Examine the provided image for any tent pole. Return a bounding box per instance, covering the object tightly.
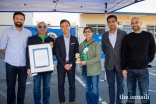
[105,13,107,32]
[105,3,108,32]
[104,12,107,82]
[104,3,107,82]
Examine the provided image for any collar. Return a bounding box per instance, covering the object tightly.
[109,29,118,35]
[63,34,70,39]
[85,38,92,42]
[13,26,24,31]
[83,38,94,44]
[37,34,48,38]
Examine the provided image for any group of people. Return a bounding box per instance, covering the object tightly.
[0,12,155,104]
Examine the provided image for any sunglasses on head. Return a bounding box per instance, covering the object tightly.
[38,26,47,29]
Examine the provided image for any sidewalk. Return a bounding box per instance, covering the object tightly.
[0,59,156,104]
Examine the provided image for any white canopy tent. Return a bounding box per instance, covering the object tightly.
[0,0,145,82]
[116,0,156,14]
[0,0,143,13]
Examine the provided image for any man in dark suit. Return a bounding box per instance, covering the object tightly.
[102,15,127,104]
[55,19,79,104]
[26,22,54,104]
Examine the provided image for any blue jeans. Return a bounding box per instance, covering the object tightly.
[82,66,99,104]
[6,63,27,104]
[106,67,124,104]
[33,73,51,104]
[126,68,150,104]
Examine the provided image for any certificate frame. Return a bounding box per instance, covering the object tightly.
[29,43,54,73]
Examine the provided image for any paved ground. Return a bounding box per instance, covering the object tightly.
[0,59,156,104]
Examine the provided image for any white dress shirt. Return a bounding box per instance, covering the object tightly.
[109,29,117,48]
[63,35,70,61]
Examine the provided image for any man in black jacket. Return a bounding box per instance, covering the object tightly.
[102,15,126,104]
[121,17,156,104]
[26,22,54,104]
[55,19,79,104]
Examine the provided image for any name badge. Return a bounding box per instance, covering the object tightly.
[83,47,89,53]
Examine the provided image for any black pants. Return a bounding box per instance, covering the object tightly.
[106,66,124,104]
[6,63,27,104]
[57,63,76,103]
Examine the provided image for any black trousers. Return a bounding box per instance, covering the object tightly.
[57,63,76,103]
[6,63,27,104]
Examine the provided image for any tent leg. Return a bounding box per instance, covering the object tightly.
[104,71,107,82]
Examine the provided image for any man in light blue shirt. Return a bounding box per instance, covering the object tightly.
[0,12,31,104]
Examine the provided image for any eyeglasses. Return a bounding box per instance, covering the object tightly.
[38,26,47,29]
[84,31,92,34]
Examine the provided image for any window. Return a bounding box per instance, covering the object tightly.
[147,25,156,38]
[87,24,105,34]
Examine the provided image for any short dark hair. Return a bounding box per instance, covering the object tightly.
[60,19,70,26]
[107,15,117,22]
[13,12,25,20]
[83,27,94,33]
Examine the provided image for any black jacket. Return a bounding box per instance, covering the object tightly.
[26,34,55,73]
[55,35,79,68]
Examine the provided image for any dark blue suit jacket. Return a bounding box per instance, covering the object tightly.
[55,35,79,68]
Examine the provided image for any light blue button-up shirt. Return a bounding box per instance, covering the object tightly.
[63,35,70,61]
[0,26,32,66]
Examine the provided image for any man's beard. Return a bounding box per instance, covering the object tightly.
[14,22,23,27]
[132,26,140,31]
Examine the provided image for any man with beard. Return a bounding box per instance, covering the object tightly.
[121,17,156,104]
[0,12,31,104]
[102,15,126,104]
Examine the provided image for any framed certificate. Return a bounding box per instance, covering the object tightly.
[29,43,54,73]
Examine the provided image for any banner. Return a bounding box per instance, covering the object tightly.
[25,27,104,60]
[92,34,105,59]
[25,27,76,37]
[25,27,76,61]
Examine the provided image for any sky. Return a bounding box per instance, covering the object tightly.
[116,0,155,14]
[32,0,155,26]
[33,12,80,26]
